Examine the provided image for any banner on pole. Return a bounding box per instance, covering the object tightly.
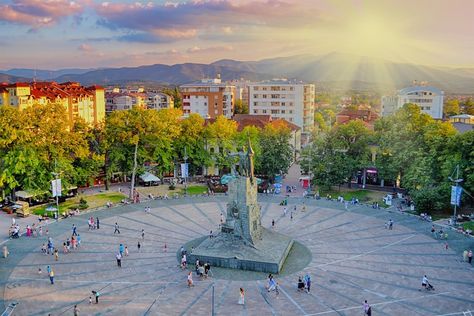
[450,185,462,206]
[51,179,62,197]
[181,163,189,178]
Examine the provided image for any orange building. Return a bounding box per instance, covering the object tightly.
[180,75,235,119]
[0,81,105,125]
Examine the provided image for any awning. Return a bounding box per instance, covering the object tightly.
[15,191,34,199]
[140,172,161,183]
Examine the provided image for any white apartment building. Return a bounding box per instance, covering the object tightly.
[180,75,235,119]
[147,92,174,110]
[248,79,315,143]
[382,85,444,119]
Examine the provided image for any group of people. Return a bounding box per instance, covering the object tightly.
[88,216,99,230]
[297,274,311,293]
[384,219,394,230]
[195,259,211,278]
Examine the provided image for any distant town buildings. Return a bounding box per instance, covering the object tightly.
[180,75,235,118]
[105,88,173,112]
[228,79,250,103]
[336,107,379,129]
[0,81,105,125]
[382,83,444,119]
[248,79,315,143]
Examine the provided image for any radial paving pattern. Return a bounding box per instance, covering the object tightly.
[2,196,474,315]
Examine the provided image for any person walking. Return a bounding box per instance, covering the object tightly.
[137,241,141,252]
[124,246,129,256]
[92,290,100,304]
[119,244,124,256]
[114,223,120,234]
[388,219,393,230]
[116,252,122,267]
[72,224,77,236]
[304,273,311,293]
[141,229,145,240]
[49,267,55,285]
[73,305,80,316]
[238,288,245,305]
[363,300,371,315]
[77,234,81,247]
[54,248,59,261]
[187,271,194,287]
[96,217,100,230]
[463,250,469,262]
[2,246,9,258]
[469,250,473,264]
[272,219,275,228]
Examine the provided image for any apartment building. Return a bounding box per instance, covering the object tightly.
[180,75,235,118]
[105,92,147,112]
[0,81,105,125]
[146,92,174,110]
[382,84,444,119]
[248,79,315,143]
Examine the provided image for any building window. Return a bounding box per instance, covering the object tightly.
[253,110,258,114]
[262,95,267,98]
[271,109,280,114]
[253,94,258,98]
[281,110,285,114]
[254,102,258,106]
[289,110,293,114]
[262,109,267,114]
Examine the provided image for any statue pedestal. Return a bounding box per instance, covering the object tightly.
[188,228,294,273]
[188,175,294,273]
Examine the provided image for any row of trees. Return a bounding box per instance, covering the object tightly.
[443,98,474,116]
[0,105,293,199]
[302,104,474,212]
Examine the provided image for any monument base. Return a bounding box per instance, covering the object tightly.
[188,228,293,274]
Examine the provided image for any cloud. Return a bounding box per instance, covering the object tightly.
[0,0,87,28]
[94,0,321,43]
[78,43,94,52]
[186,45,234,54]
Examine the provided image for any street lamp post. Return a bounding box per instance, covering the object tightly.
[51,171,60,221]
[184,146,188,196]
[449,165,463,226]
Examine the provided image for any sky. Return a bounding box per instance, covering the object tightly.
[0,0,473,69]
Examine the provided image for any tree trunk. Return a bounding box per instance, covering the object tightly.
[380,179,385,187]
[129,141,139,200]
[104,151,110,191]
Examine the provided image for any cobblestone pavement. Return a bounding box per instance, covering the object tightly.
[1,196,473,316]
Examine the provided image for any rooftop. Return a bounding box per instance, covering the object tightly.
[399,85,443,95]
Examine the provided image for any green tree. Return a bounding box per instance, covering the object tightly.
[204,116,238,172]
[463,98,474,115]
[256,121,293,179]
[444,99,460,117]
[234,99,249,114]
[175,114,210,175]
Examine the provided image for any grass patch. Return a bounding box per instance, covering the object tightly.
[182,185,208,195]
[318,187,386,204]
[462,222,474,231]
[32,191,126,216]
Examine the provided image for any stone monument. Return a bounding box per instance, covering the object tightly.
[188,140,294,273]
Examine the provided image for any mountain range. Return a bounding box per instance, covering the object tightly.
[2,53,473,93]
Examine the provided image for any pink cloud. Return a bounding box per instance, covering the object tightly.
[0,0,86,28]
[78,43,94,52]
[95,0,322,42]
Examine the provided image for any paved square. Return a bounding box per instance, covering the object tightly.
[1,196,473,315]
